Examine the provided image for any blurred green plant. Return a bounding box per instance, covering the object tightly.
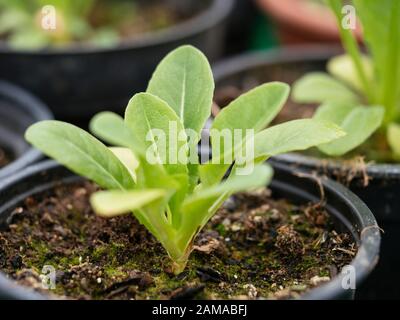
[0,0,174,49]
[0,0,118,48]
[292,0,400,159]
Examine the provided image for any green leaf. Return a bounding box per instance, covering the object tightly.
[25,121,135,190]
[147,45,214,137]
[122,94,185,194]
[200,118,344,189]
[89,111,133,147]
[200,82,289,187]
[133,157,185,229]
[314,104,384,156]
[387,123,400,158]
[212,82,290,134]
[134,154,180,191]
[313,102,357,124]
[125,92,188,176]
[198,162,228,188]
[192,164,273,202]
[353,0,400,120]
[178,164,273,250]
[109,147,139,182]
[167,173,189,227]
[253,119,346,158]
[292,72,360,104]
[91,189,166,217]
[132,152,185,226]
[327,54,374,94]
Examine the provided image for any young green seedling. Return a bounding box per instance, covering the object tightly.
[26,45,345,274]
[292,0,400,159]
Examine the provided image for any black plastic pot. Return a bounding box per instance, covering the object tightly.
[212,46,400,299]
[0,0,233,125]
[0,81,53,181]
[0,160,380,300]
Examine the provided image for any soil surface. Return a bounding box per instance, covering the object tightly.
[0,146,11,168]
[0,181,355,300]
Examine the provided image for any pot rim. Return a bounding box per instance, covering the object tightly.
[212,45,400,177]
[0,81,53,180]
[274,153,400,179]
[0,0,234,56]
[0,160,380,300]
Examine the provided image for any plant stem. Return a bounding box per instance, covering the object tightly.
[328,0,375,103]
[381,0,400,125]
[170,247,191,275]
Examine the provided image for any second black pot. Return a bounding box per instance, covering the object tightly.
[272,154,400,300]
[212,46,400,299]
[0,0,233,125]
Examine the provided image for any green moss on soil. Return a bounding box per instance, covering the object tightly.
[0,182,356,300]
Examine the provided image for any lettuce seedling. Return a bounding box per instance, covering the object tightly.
[292,0,400,158]
[26,45,344,274]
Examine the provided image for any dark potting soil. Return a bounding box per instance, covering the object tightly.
[0,146,12,168]
[0,181,355,300]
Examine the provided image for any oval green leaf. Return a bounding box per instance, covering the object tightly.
[147,45,214,137]
[314,104,384,156]
[25,120,135,190]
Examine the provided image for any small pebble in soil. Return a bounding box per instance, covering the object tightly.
[10,255,23,269]
[275,225,304,257]
[196,267,223,283]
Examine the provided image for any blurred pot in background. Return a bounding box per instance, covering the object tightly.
[0,0,233,125]
[225,0,279,54]
[255,0,362,44]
